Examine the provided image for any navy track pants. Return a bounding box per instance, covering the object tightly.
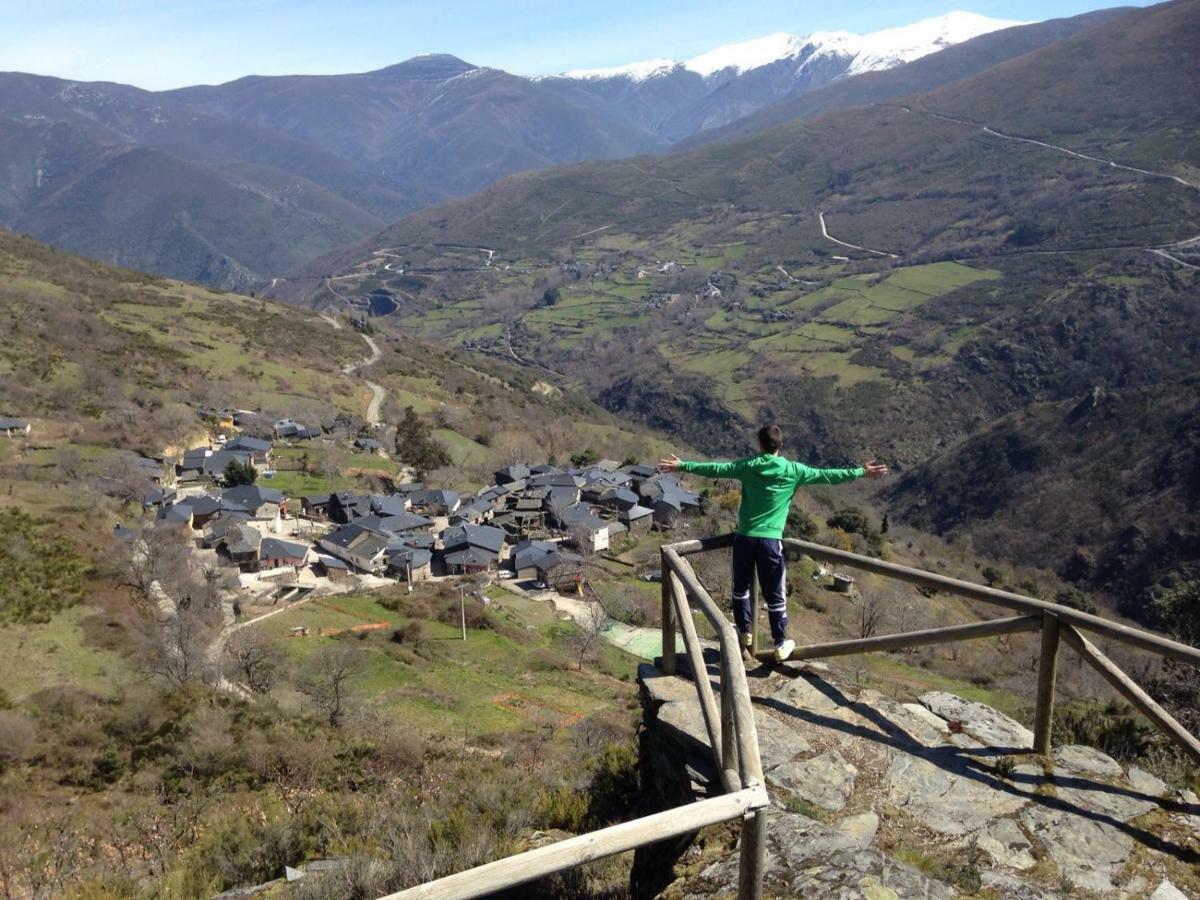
[731,533,789,643]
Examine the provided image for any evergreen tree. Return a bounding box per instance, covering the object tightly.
[223,459,257,486]
[393,407,450,476]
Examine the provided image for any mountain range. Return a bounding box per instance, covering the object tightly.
[0,10,1088,288]
[292,0,1200,621]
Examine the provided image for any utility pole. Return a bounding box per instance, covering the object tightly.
[460,584,467,641]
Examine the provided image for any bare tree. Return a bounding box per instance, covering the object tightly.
[571,601,610,671]
[125,526,191,602]
[142,604,217,688]
[858,594,881,640]
[299,642,367,726]
[99,457,155,508]
[224,630,283,694]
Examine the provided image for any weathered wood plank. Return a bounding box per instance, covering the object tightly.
[382,786,770,900]
[1034,612,1061,755]
[660,553,676,675]
[1061,625,1200,766]
[776,538,1200,666]
[666,568,734,792]
[751,615,1041,665]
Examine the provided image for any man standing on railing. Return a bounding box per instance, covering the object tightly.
[659,425,888,661]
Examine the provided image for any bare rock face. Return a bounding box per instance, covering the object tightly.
[637,661,1200,899]
[767,748,858,811]
[918,691,1034,749]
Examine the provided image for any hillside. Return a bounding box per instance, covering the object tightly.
[288,0,1200,619]
[0,230,678,895]
[0,13,1046,288]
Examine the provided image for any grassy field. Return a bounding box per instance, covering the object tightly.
[0,605,138,702]
[248,590,640,740]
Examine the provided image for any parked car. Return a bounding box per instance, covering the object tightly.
[498,569,516,580]
[532,580,547,590]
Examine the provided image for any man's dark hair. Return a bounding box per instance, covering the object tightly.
[757,424,783,454]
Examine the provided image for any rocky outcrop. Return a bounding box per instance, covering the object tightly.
[637,653,1200,898]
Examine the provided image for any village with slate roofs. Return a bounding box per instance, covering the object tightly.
[123,414,704,605]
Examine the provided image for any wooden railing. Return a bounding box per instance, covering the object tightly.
[383,532,1199,900]
[662,533,1200,764]
[380,541,772,900]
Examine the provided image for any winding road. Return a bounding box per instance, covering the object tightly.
[818,211,900,259]
[323,310,386,425]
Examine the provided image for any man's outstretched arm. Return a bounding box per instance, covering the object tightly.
[658,454,751,478]
[793,459,889,484]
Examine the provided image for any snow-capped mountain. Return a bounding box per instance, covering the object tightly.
[559,11,1025,83]
[541,11,1026,142]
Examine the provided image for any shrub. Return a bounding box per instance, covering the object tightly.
[391,621,425,645]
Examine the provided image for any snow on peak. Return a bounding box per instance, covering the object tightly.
[558,58,679,82]
[554,11,1028,83]
[846,11,1027,74]
[683,32,808,78]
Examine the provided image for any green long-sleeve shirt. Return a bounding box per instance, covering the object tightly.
[678,454,863,539]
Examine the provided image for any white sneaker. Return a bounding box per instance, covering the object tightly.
[774,639,796,663]
[740,631,753,650]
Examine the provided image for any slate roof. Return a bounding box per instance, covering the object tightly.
[260,538,310,561]
[409,489,461,509]
[184,494,222,516]
[316,553,350,571]
[441,523,505,554]
[370,495,411,517]
[158,505,192,525]
[226,435,272,453]
[559,504,608,532]
[202,512,252,543]
[390,531,436,550]
[529,472,583,489]
[512,539,559,571]
[495,463,530,483]
[354,512,433,534]
[221,484,284,512]
[621,463,658,480]
[201,449,253,476]
[443,546,497,568]
[536,548,584,574]
[0,417,29,430]
[620,504,653,522]
[387,546,432,569]
[224,524,262,556]
[598,488,640,509]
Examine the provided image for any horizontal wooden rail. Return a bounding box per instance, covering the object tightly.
[762,538,1200,667]
[381,786,770,900]
[1061,625,1200,765]
[751,614,1042,665]
[662,533,1200,772]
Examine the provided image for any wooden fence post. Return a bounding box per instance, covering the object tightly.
[738,806,768,900]
[1034,612,1060,755]
[661,550,676,675]
[720,650,739,784]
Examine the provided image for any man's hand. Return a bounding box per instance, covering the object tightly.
[658,454,682,473]
[864,460,889,479]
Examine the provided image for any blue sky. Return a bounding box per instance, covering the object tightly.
[1,0,1149,90]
